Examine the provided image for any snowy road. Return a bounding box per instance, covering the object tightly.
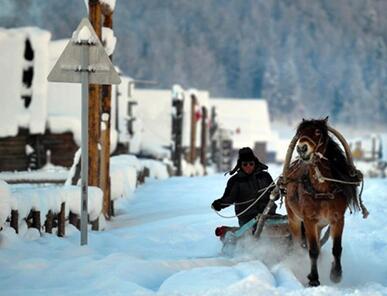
[0,167,386,295]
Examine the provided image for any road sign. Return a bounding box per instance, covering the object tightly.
[48,18,121,85]
[47,18,121,246]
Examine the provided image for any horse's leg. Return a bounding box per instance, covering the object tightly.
[286,207,303,247]
[304,219,320,287]
[301,222,307,248]
[330,217,344,283]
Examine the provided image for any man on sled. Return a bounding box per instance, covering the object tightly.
[211,147,277,228]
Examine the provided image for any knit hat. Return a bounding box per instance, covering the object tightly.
[227,147,268,175]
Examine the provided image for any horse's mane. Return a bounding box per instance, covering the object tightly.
[297,119,360,212]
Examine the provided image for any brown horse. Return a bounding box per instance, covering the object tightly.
[282,118,367,287]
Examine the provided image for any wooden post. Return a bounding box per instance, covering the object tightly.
[200,106,208,174]
[100,9,113,219]
[110,200,115,217]
[69,211,80,230]
[91,216,99,231]
[88,0,102,187]
[209,106,218,166]
[190,95,198,164]
[172,95,184,176]
[31,210,41,231]
[57,202,65,237]
[45,210,53,233]
[10,210,18,233]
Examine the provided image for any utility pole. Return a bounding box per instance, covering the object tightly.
[200,106,208,174]
[100,5,113,219]
[88,0,102,187]
[189,94,198,164]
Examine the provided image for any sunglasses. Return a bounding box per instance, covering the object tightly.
[241,161,255,167]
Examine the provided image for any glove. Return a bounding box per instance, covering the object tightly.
[211,199,223,211]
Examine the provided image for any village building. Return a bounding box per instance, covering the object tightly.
[0,28,131,171]
[209,98,279,165]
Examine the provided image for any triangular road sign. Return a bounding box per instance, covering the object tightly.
[48,18,121,85]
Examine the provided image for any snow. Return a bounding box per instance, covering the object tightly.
[18,28,50,134]
[132,89,173,158]
[0,164,385,295]
[0,27,50,137]
[10,185,102,223]
[65,148,82,186]
[100,0,116,11]
[0,29,24,137]
[210,98,273,149]
[0,166,69,183]
[101,27,116,56]
[172,84,184,100]
[115,75,132,145]
[0,180,11,228]
[110,155,169,200]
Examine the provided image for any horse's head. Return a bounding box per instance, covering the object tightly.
[296,118,329,162]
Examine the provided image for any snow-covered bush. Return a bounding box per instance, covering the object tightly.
[0,180,11,228]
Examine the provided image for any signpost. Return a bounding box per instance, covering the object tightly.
[48,18,121,245]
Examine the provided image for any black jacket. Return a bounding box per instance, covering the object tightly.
[217,169,275,225]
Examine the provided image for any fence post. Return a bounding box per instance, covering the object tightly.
[57,202,65,237]
[189,95,198,165]
[10,210,19,233]
[200,106,208,174]
[209,106,218,168]
[172,93,184,176]
[45,210,53,233]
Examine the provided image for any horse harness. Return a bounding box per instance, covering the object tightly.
[284,173,341,200]
[282,156,343,201]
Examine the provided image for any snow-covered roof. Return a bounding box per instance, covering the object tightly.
[0,27,50,137]
[210,98,272,149]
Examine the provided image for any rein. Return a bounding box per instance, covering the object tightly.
[213,178,277,219]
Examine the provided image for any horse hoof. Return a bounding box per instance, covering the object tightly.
[330,267,342,283]
[308,279,320,287]
[307,274,320,287]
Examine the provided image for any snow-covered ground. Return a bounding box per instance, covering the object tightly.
[0,164,386,296]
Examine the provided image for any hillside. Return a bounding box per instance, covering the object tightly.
[1,0,386,126]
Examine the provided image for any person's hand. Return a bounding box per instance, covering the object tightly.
[211,199,222,211]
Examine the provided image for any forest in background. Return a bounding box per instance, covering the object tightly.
[1,0,386,126]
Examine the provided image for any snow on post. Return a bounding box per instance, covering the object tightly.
[172,84,184,101]
[100,0,116,12]
[82,0,117,13]
[102,27,116,56]
[77,26,91,42]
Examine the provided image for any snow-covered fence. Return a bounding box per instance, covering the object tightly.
[0,152,170,239]
[8,185,102,236]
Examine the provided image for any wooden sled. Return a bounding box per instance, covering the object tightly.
[215,214,291,253]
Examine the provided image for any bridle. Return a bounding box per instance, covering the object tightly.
[298,130,328,162]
